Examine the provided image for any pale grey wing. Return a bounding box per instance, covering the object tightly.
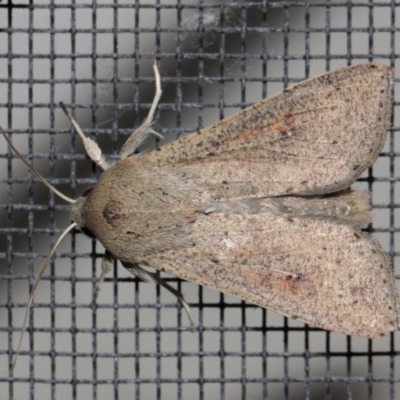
[142,212,400,338]
[141,64,392,202]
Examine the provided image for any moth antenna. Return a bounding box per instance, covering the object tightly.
[11,222,78,371]
[0,126,76,204]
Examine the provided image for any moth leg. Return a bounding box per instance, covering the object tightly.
[60,102,111,171]
[121,261,150,282]
[94,252,114,300]
[119,59,164,160]
[122,262,196,332]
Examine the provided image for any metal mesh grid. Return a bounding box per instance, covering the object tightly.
[0,0,399,399]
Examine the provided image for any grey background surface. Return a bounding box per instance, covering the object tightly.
[0,1,399,399]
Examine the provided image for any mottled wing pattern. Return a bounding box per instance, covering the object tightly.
[113,63,399,337]
[142,64,392,202]
[143,212,400,338]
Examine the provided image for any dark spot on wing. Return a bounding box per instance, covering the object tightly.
[103,201,123,226]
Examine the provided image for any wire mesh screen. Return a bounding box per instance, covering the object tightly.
[0,0,399,399]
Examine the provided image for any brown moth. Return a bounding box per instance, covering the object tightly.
[2,62,400,369]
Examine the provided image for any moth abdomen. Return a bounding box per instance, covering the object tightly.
[197,189,371,228]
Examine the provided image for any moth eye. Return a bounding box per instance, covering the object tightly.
[82,187,94,197]
[81,226,96,239]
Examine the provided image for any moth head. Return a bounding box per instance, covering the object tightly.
[69,196,84,225]
[69,187,93,231]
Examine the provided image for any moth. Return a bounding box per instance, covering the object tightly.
[3,62,400,369]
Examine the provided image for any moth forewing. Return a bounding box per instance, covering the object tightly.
[142,211,399,338]
[141,63,392,202]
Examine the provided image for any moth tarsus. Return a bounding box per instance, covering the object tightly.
[3,61,400,370]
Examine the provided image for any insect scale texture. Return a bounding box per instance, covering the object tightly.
[4,62,400,345]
